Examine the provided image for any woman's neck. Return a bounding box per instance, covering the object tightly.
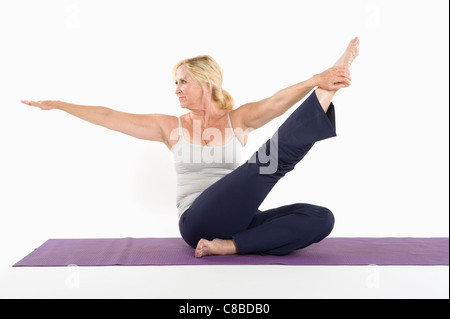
[188,103,224,128]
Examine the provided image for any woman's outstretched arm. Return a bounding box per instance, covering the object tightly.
[231,65,351,132]
[20,100,176,146]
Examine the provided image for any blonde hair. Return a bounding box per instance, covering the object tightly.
[173,55,234,111]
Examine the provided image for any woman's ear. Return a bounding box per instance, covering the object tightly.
[204,82,213,94]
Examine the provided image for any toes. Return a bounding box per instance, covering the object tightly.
[195,239,209,258]
[351,37,360,46]
[195,246,203,258]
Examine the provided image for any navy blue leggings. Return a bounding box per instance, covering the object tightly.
[178,90,337,256]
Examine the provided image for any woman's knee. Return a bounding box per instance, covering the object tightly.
[319,206,335,236]
[296,203,335,236]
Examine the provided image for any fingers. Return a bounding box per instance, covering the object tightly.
[21,100,51,111]
[326,66,352,84]
[340,76,352,86]
[332,83,350,90]
[334,68,352,87]
[336,75,352,86]
[326,76,351,91]
[331,79,352,90]
[21,100,39,106]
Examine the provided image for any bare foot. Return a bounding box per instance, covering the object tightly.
[195,238,238,258]
[334,37,360,68]
[315,37,360,112]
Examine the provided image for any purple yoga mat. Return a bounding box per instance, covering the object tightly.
[13,237,449,267]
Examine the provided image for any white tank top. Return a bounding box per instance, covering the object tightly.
[172,112,243,218]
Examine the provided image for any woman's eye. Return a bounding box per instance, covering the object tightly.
[175,80,187,85]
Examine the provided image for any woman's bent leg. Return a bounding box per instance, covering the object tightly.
[232,203,335,256]
[179,90,337,248]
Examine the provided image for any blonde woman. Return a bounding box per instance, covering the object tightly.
[21,38,359,257]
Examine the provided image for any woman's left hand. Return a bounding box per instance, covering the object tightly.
[313,66,352,91]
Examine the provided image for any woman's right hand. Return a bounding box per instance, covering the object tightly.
[313,66,352,91]
[20,100,61,111]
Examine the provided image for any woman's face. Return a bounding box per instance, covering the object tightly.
[174,65,205,110]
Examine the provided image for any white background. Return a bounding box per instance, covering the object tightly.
[0,0,448,298]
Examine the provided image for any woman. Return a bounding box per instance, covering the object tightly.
[21,37,359,257]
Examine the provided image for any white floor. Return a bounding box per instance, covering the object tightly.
[1,263,448,299]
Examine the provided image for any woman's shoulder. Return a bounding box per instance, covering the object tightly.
[151,113,179,129]
[228,107,245,129]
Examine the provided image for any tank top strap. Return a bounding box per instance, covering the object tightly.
[177,117,183,140]
[227,112,235,136]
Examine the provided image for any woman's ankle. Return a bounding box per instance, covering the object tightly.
[315,88,336,113]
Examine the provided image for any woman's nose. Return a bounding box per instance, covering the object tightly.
[175,85,182,95]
